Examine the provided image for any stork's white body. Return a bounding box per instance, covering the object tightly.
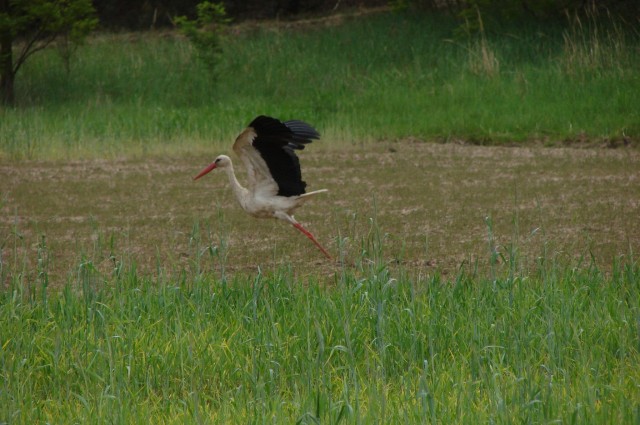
[219,156,328,221]
[194,116,332,259]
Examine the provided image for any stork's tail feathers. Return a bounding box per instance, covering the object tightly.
[298,189,328,199]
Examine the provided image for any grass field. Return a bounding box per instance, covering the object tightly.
[2,142,639,423]
[1,256,639,423]
[1,8,640,424]
[0,9,639,159]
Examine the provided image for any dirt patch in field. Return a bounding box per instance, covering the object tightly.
[1,142,639,287]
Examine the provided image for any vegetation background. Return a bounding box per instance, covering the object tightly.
[2,0,639,158]
[1,0,639,423]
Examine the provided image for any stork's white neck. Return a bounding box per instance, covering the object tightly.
[223,161,249,206]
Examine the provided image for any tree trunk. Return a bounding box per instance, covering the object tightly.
[0,0,15,106]
[0,66,15,107]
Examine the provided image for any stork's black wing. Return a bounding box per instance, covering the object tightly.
[248,115,320,197]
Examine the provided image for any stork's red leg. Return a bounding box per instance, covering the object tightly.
[292,223,333,260]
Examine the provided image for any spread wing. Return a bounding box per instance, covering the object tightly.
[232,115,321,197]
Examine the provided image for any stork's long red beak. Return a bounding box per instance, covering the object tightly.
[193,162,217,180]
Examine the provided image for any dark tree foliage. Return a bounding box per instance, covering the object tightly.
[93,0,199,29]
[398,0,639,19]
[92,0,388,29]
[91,0,637,30]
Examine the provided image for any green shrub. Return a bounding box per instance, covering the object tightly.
[175,1,230,76]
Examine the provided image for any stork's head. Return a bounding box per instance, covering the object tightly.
[193,155,231,180]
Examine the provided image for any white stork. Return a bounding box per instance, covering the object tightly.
[194,115,332,259]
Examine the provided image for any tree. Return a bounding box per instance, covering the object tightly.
[0,0,97,106]
[175,1,229,76]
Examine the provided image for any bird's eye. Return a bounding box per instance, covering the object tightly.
[215,158,220,164]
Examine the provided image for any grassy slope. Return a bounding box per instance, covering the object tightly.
[0,11,639,159]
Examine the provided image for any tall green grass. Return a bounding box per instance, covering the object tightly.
[1,11,638,159]
[1,219,639,423]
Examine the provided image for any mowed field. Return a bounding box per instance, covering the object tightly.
[2,141,638,283]
[2,141,640,423]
